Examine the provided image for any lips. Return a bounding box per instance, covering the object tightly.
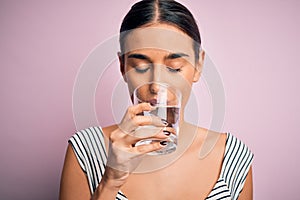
[148,99,157,106]
[148,98,175,106]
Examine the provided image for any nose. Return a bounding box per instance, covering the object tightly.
[150,65,163,93]
[152,64,162,82]
[150,82,160,94]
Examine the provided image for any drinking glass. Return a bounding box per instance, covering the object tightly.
[133,82,181,155]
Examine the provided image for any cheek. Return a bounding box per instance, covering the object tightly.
[124,68,151,93]
[175,68,195,90]
[184,64,197,81]
[179,84,192,107]
[176,68,196,107]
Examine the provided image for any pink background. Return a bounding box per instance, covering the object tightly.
[1,0,299,199]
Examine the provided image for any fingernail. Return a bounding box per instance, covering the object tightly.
[161,119,168,126]
[160,141,168,146]
[163,130,171,136]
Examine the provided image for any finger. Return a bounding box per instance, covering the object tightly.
[127,129,170,144]
[133,141,164,154]
[162,126,177,136]
[121,115,167,138]
[132,115,167,127]
[127,102,154,116]
[117,115,166,138]
[120,103,162,135]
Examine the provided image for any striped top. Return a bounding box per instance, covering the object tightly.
[69,126,253,200]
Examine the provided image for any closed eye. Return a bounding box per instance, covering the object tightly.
[134,66,151,73]
[167,66,182,73]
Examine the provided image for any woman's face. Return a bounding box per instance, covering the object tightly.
[119,23,205,110]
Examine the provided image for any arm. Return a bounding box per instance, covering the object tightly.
[59,144,91,199]
[59,144,120,200]
[60,103,168,200]
[238,165,253,200]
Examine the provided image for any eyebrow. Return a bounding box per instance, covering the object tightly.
[166,53,189,59]
[127,52,189,62]
[127,53,151,62]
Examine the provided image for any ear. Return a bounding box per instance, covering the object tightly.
[193,49,205,82]
[118,52,127,83]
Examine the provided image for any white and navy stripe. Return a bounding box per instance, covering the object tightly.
[206,133,254,200]
[206,179,231,199]
[69,127,253,200]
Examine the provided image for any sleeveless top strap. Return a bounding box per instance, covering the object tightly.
[69,127,107,193]
[69,126,128,200]
[220,133,254,199]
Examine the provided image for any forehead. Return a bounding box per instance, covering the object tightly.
[123,26,195,57]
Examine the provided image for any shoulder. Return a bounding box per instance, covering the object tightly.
[68,125,119,160]
[223,132,254,173]
[68,126,108,171]
[224,132,254,160]
[221,133,254,198]
[68,126,106,152]
[69,126,104,141]
[66,126,114,194]
[219,132,254,171]
[195,127,254,167]
[69,125,118,148]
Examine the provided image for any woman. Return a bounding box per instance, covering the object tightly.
[59,0,253,199]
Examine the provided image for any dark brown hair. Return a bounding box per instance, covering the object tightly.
[119,0,201,61]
